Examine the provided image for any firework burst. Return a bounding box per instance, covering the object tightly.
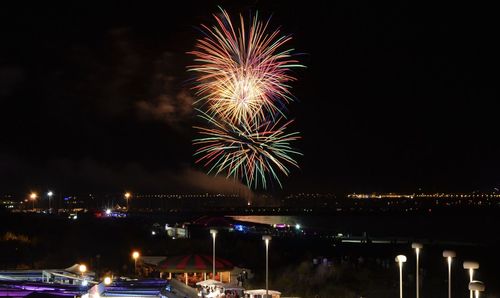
[194,110,302,189]
[190,8,303,189]
[188,8,303,125]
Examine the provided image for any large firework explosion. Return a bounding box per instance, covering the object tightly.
[190,8,303,189]
[194,110,302,189]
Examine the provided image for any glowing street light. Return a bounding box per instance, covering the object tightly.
[29,192,37,210]
[47,191,53,212]
[263,235,272,298]
[79,264,87,284]
[469,281,485,298]
[132,251,140,275]
[443,250,456,298]
[411,243,423,298]
[395,255,407,298]
[464,261,480,298]
[124,192,131,210]
[210,229,218,280]
[79,264,87,274]
[103,276,112,285]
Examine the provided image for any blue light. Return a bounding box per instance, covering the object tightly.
[233,224,246,232]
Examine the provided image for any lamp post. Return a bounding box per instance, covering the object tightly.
[443,250,456,298]
[132,251,140,275]
[463,261,479,298]
[124,192,131,211]
[79,264,87,284]
[411,243,423,298]
[469,281,485,298]
[47,191,53,212]
[210,229,218,280]
[395,255,407,298]
[29,192,37,211]
[263,235,272,298]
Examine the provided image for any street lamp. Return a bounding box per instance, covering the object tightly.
[79,264,87,283]
[29,192,37,211]
[104,276,112,285]
[210,229,218,280]
[47,191,53,212]
[132,251,140,275]
[395,255,407,298]
[411,243,423,298]
[443,250,456,298]
[263,235,272,298]
[464,261,480,298]
[124,192,131,211]
[79,264,87,273]
[469,281,485,298]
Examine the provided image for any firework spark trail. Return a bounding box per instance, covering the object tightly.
[188,8,304,126]
[193,110,302,189]
[190,8,303,189]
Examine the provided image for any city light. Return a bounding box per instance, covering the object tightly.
[29,192,37,210]
[105,209,111,215]
[210,229,218,280]
[132,251,140,260]
[79,264,87,274]
[124,192,131,210]
[395,255,407,298]
[79,264,87,283]
[47,191,54,212]
[263,235,272,298]
[469,281,485,298]
[412,243,423,298]
[103,276,112,285]
[443,250,456,298]
[132,251,140,275]
[464,261,480,298]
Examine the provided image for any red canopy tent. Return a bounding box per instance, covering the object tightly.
[157,254,234,285]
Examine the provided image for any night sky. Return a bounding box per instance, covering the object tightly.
[1,1,499,195]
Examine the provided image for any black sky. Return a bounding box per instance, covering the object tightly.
[1,1,499,195]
